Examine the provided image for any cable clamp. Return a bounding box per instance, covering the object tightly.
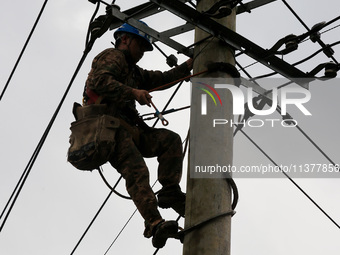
[308,62,339,78]
[203,0,245,18]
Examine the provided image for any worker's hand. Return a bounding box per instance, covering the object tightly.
[132,89,152,107]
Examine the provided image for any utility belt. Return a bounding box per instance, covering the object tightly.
[83,87,150,144]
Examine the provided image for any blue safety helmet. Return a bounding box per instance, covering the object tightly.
[114,21,153,51]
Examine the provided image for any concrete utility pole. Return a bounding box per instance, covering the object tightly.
[183,0,236,254]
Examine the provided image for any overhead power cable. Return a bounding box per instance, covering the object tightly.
[0,1,101,233]
[103,180,159,255]
[0,0,49,102]
[236,14,340,79]
[293,40,340,67]
[70,176,122,255]
[235,61,338,167]
[246,40,340,81]
[275,106,337,166]
[238,128,340,230]
[234,61,339,228]
[281,0,338,64]
[0,51,90,233]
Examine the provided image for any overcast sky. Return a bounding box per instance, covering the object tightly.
[0,0,339,255]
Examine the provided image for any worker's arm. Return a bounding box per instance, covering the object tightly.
[139,58,193,92]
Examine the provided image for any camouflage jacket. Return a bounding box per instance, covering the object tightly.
[85,48,191,124]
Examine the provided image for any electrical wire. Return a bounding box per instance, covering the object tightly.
[233,61,339,228]
[235,59,338,168]
[70,178,119,255]
[275,106,337,166]
[103,179,159,255]
[281,0,309,31]
[0,0,49,102]
[0,51,89,233]
[237,14,340,80]
[293,40,340,67]
[238,128,340,230]
[86,1,101,48]
[0,2,101,233]
[323,15,340,29]
[78,2,338,254]
[247,40,340,81]
[2,0,338,252]
[321,24,340,37]
[75,4,338,253]
[281,0,338,64]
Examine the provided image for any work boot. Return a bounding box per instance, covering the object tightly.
[157,185,186,217]
[152,220,179,248]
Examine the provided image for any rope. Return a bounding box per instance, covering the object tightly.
[148,69,209,93]
[98,167,132,200]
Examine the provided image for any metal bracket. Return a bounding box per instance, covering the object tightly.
[150,0,313,88]
[109,5,193,57]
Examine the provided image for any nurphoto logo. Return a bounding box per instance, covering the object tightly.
[198,83,311,116]
[196,80,312,128]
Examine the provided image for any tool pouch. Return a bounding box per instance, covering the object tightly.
[67,102,120,171]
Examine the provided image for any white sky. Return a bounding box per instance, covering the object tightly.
[0,0,339,254]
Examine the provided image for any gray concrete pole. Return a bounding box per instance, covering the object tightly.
[183,0,236,254]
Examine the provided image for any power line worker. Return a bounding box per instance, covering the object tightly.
[83,21,193,248]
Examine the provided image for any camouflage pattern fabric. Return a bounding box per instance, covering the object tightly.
[86,48,191,124]
[85,48,191,237]
[109,127,183,237]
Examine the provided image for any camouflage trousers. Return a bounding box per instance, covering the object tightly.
[109,125,183,238]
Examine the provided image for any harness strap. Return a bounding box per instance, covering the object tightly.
[83,87,103,105]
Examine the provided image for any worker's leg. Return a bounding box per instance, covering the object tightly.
[138,128,183,186]
[109,128,163,238]
[138,128,186,216]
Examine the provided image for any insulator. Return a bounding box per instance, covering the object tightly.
[324,62,338,78]
[284,34,298,52]
[166,54,178,67]
[310,22,325,43]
